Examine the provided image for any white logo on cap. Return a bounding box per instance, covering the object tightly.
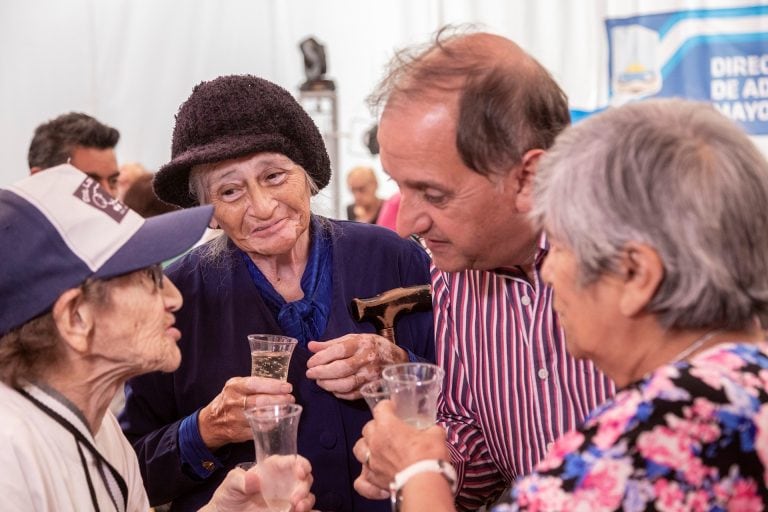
[73,177,129,222]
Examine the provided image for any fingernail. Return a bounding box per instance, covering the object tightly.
[281,383,292,393]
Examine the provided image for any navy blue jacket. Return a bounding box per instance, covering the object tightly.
[120,219,435,511]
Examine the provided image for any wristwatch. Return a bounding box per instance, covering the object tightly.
[389,459,458,512]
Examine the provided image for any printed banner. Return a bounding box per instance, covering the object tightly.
[604,5,768,135]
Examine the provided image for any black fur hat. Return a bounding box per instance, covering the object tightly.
[154,75,331,208]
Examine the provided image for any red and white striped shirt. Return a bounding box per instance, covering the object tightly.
[433,236,615,510]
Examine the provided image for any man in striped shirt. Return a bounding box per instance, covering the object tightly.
[364,29,615,509]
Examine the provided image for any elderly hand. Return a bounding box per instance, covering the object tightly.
[201,456,315,512]
[198,376,295,450]
[352,400,450,497]
[305,334,409,399]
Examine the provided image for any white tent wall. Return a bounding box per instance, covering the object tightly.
[0,0,605,216]
[1,0,763,217]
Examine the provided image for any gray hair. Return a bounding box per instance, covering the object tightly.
[532,98,768,330]
[0,277,112,386]
[188,161,319,264]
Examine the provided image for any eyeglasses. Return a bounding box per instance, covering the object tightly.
[143,264,165,291]
[79,264,165,297]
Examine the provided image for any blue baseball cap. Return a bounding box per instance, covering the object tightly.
[0,164,213,336]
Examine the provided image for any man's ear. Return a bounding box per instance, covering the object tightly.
[30,166,43,175]
[617,243,664,318]
[513,149,544,213]
[51,288,94,354]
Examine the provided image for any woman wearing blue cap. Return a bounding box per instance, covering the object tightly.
[0,165,315,511]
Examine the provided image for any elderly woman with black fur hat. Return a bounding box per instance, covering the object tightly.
[119,75,434,512]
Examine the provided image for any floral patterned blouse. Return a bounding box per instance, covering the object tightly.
[494,342,768,511]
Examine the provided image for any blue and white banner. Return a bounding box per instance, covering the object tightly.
[603,5,768,135]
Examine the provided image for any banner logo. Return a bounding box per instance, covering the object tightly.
[606,6,768,134]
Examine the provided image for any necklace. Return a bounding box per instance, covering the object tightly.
[671,329,723,364]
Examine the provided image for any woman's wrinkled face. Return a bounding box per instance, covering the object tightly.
[540,234,623,363]
[203,153,312,257]
[91,266,183,375]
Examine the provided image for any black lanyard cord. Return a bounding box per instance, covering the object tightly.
[95,453,123,511]
[16,388,128,512]
[76,440,101,511]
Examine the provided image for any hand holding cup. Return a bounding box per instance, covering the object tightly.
[243,404,303,512]
[381,362,444,429]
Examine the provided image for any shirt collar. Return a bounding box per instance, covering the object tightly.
[22,382,95,441]
[492,232,549,279]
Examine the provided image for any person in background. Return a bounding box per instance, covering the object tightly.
[117,162,150,201]
[28,112,121,196]
[354,28,614,510]
[0,164,315,512]
[346,165,383,223]
[357,99,768,510]
[120,74,434,512]
[123,172,180,218]
[375,191,400,232]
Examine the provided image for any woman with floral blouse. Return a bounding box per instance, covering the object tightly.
[353,99,768,511]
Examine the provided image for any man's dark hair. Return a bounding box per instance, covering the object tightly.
[27,112,120,170]
[370,26,571,178]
